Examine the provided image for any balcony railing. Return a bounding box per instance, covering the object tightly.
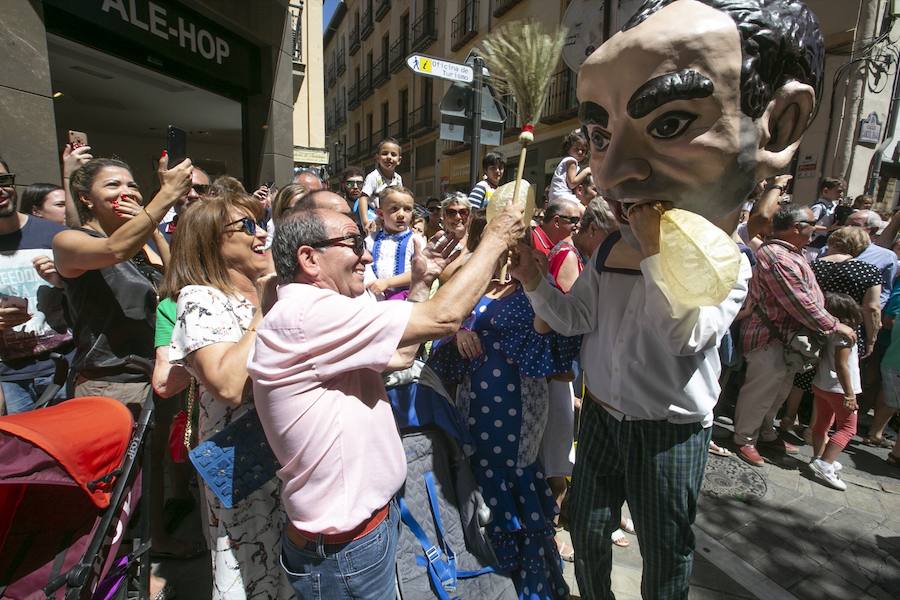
[388,118,408,142]
[325,110,334,133]
[410,7,438,53]
[451,0,479,51]
[336,47,346,75]
[408,104,434,136]
[349,23,360,55]
[540,69,578,124]
[389,35,408,73]
[345,142,359,162]
[499,91,521,132]
[326,63,336,87]
[376,0,391,21]
[348,82,360,109]
[361,8,374,40]
[492,0,524,17]
[360,70,373,96]
[373,55,390,87]
[335,99,346,126]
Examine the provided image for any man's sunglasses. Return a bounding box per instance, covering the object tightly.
[444,208,470,219]
[0,173,15,188]
[310,233,366,257]
[224,216,266,236]
[192,183,210,194]
[427,205,441,213]
[344,180,364,189]
[558,215,581,225]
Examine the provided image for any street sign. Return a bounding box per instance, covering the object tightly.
[439,82,507,146]
[858,112,883,145]
[406,54,474,83]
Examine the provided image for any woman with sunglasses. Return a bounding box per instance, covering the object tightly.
[164,177,290,599]
[436,192,473,283]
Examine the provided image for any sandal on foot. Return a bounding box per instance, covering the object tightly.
[611,529,630,548]
[151,581,176,600]
[863,436,894,448]
[620,518,635,535]
[708,442,733,457]
[556,539,575,562]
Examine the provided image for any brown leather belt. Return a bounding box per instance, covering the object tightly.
[287,503,391,549]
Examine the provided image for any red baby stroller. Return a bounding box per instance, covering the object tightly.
[0,388,154,599]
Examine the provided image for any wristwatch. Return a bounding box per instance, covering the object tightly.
[766,183,786,193]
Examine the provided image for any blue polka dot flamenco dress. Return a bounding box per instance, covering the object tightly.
[428,286,581,600]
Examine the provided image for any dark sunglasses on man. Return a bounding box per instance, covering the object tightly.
[557,215,581,226]
[0,173,15,188]
[224,216,266,236]
[310,233,366,257]
[192,183,210,195]
[344,180,364,189]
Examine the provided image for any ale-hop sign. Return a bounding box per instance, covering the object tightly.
[43,0,259,92]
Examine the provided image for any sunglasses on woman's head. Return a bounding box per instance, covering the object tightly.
[309,233,366,257]
[224,216,266,236]
[0,173,15,188]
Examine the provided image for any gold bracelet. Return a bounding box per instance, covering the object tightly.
[141,208,157,228]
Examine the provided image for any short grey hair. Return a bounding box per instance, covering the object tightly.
[273,208,329,283]
[441,192,470,210]
[772,205,811,231]
[582,197,617,232]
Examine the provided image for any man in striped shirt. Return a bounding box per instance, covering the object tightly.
[734,206,857,466]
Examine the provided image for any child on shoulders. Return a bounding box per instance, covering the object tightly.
[359,137,403,231]
[549,129,591,205]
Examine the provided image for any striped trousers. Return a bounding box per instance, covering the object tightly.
[570,400,711,600]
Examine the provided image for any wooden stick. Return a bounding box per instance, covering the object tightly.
[499,143,530,282]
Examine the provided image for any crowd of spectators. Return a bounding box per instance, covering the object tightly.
[2,130,899,600]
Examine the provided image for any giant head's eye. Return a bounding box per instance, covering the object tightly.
[647,111,697,139]
[584,125,610,152]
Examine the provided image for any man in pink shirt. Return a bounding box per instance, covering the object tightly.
[248,204,524,599]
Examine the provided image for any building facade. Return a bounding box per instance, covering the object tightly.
[1,0,313,194]
[292,1,329,172]
[324,0,900,211]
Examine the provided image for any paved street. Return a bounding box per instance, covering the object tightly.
[158,419,900,600]
[559,415,900,600]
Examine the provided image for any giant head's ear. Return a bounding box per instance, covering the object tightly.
[755,80,816,177]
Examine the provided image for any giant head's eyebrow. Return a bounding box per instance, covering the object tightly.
[578,101,609,129]
[627,69,714,119]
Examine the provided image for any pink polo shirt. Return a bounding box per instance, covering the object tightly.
[247,283,411,534]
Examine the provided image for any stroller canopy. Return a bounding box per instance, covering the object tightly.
[0,396,133,509]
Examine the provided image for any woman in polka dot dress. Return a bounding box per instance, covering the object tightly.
[428,271,581,600]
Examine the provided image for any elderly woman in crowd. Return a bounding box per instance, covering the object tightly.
[437,192,473,283]
[165,179,289,599]
[780,226,882,437]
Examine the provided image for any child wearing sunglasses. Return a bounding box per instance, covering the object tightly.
[366,186,421,301]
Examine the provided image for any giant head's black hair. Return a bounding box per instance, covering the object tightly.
[623,0,825,119]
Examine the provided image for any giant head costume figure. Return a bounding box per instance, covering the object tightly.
[578,0,824,241]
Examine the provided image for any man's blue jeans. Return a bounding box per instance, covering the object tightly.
[2,375,66,414]
[280,502,399,600]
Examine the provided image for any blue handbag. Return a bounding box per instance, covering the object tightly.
[188,407,280,509]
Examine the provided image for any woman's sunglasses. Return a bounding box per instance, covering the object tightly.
[224,216,266,236]
[310,233,366,257]
[444,208,470,219]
